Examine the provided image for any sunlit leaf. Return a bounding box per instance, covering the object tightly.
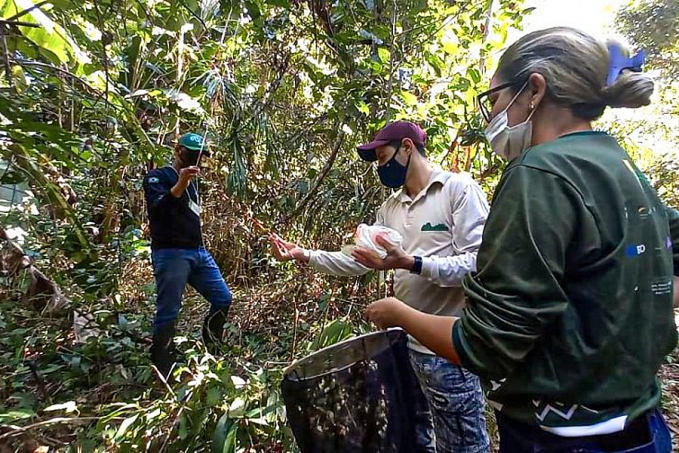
[44,401,78,413]
[113,414,138,442]
[401,91,418,106]
[228,397,246,417]
[377,47,390,63]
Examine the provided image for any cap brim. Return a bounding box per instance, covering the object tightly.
[356,139,390,162]
[185,146,210,157]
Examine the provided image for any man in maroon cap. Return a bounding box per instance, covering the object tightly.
[270,121,491,452]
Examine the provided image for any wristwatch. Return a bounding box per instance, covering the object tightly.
[411,256,423,275]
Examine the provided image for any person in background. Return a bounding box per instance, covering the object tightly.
[143,133,233,378]
[365,27,679,453]
[271,121,491,453]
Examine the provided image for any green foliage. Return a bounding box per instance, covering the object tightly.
[611,0,679,209]
[0,272,381,450]
[0,0,676,449]
[617,0,679,76]
[645,152,679,208]
[0,0,535,450]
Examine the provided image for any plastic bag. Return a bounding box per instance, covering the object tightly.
[341,224,403,259]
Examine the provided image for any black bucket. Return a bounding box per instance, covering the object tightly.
[281,328,420,453]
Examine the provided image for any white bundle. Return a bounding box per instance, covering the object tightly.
[341,224,403,259]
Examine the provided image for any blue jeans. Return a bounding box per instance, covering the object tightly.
[409,349,490,453]
[151,247,232,331]
[497,409,672,453]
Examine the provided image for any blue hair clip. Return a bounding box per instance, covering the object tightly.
[607,43,645,86]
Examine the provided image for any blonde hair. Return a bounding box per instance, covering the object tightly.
[496,27,654,120]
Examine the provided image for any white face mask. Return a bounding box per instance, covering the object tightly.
[484,83,536,161]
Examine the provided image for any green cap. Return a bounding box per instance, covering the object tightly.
[178,133,206,152]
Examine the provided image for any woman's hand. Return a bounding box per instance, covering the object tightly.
[365,297,410,330]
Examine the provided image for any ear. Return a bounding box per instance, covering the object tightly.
[401,138,415,156]
[527,73,547,109]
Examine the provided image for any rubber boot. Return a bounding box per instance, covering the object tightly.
[150,323,177,380]
[202,307,230,355]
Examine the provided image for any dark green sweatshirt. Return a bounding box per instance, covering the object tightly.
[453,131,679,436]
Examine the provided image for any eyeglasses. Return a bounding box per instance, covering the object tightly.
[476,80,524,123]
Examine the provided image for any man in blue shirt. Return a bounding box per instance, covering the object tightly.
[143,133,232,378]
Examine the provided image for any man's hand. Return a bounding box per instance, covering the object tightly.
[351,234,414,271]
[365,297,410,330]
[673,276,679,309]
[269,233,309,263]
[171,166,200,198]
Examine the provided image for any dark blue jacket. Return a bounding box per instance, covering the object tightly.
[143,166,202,250]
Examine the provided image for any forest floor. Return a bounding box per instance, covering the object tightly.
[1,255,678,451]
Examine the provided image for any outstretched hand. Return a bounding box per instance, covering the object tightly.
[351,234,414,271]
[269,232,308,263]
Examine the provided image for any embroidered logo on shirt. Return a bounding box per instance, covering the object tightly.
[421,222,448,232]
[625,244,646,257]
[148,176,160,183]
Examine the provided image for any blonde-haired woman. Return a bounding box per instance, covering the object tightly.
[365,27,679,452]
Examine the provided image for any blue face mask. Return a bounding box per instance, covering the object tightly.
[377,145,411,188]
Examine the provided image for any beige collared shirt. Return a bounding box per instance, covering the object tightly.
[308,168,490,353]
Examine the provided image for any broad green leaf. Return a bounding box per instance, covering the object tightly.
[213,416,238,453]
[244,0,262,21]
[0,408,34,422]
[212,413,229,452]
[467,68,481,84]
[145,408,161,421]
[246,399,281,420]
[355,100,370,115]
[224,422,238,453]
[442,40,459,55]
[401,91,418,106]
[248,416,269,426]
[377,47,390,63]
[113,414,138,443]
[425,51,445,77]
[228,397,246,417]
[312,319,353,350]
[178,413,188,439]
[207,386,223,406]
[6,0,89,65]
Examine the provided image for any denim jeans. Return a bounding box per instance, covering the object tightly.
[409,349,490,453]
[151,247,232,331]
[497,409,672,453]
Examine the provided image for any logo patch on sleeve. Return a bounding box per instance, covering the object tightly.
[148,176,160,183]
